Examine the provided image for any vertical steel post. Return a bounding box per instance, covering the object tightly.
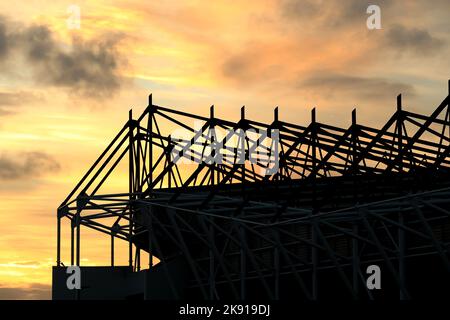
[241,106,246,186]
[71,221,74,266]
[76,213,80,267]
[57,215,61,267]
[137,124,141,195]
[128,109,134,269]
[210,105,215,186]
[311,108,318,299]
[397,94,407,299]
[148,94,153,188]
[209,106,215,300]
[147,96,153,273]
[352,109,358,202]
[397,94,403,172]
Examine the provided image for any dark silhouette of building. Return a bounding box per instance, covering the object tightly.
[53,81,450,300]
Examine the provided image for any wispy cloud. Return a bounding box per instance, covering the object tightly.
[300,74,415,101]
[0,151,60,180]
[384,24,445,55]
[0,91,42,116]
[0,283,50,300]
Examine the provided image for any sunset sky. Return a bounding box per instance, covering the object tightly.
[0,0,449,299]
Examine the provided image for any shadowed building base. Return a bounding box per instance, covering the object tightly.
[52,258,188,300]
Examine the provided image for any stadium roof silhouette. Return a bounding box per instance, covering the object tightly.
[55,81,450,300]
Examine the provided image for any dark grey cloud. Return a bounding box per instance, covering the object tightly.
[281,0,392,28]
[335,1,393,28]
[0,283,50,300]
[0,15,125,98]
[300,74,415,101]
[385,24,445,55]
[280,1,446,55]
[0,151,60,180]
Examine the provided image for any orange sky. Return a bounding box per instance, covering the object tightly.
[0,0,449,299]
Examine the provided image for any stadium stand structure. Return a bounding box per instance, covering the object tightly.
[53,81,450,300]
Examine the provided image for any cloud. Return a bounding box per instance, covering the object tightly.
[281,0,321,20]
[222,53,258,82]
[281,0,392,29]
[300,74,415,101]
[0,152,60,180]
[0,283,50,299]
[219,41,295,85]
[0,15,126,98]
[0,17,8,58]
[5,261,41,267]
[384,24,445,55]
[0,107,13,116]
[0,91,42,116]
[0,91,37,106]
